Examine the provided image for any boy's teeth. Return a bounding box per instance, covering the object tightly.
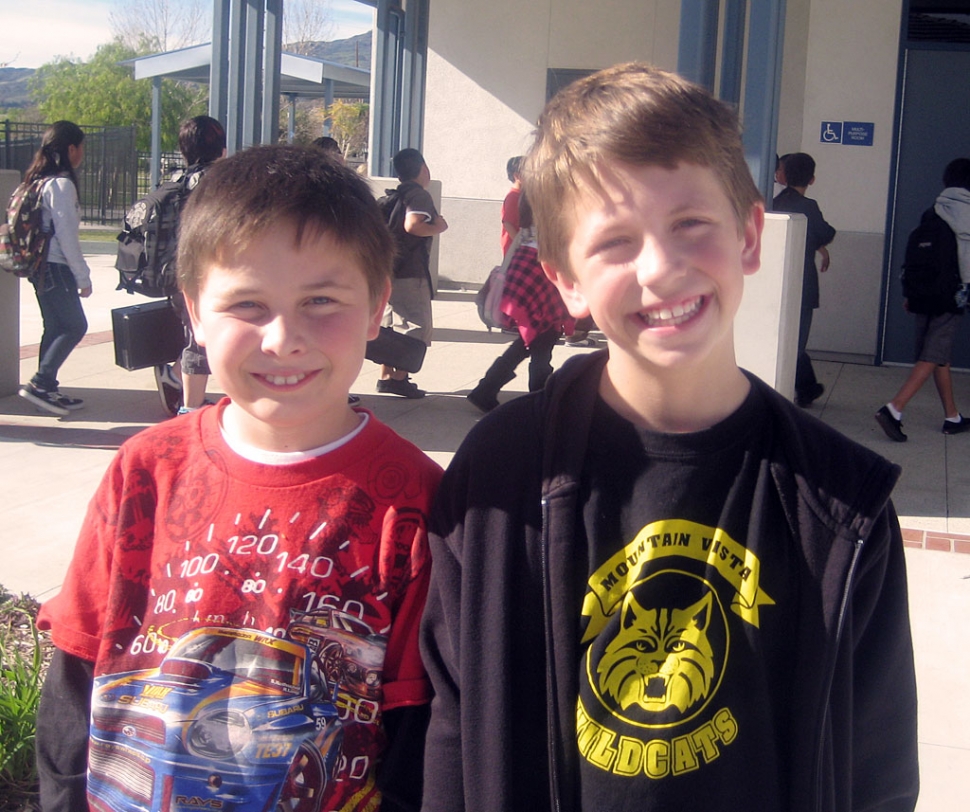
[266,373,306,385]
[644,297,701,326]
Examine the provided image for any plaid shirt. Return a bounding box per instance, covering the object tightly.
[499,240,575,347]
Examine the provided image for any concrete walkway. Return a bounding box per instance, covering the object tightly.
[2,254,968,809]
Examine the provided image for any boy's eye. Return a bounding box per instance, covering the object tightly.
[674,217,709,232]
[677,217,701,228]
[593,236,634,257]
[309,295,335,306]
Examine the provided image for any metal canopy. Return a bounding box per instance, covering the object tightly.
[125,44,370,99]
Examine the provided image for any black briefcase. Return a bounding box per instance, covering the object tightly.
[365,327,427,373]
[111,299,186,371]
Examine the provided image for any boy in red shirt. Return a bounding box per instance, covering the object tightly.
[37,145,441,812]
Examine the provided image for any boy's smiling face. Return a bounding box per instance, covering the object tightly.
[186,224,388,452]
[544,161,763,409]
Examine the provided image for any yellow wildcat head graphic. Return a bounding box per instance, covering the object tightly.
[597,590,716,716]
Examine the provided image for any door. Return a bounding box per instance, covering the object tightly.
[881,48,970,367]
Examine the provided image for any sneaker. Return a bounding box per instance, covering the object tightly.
[875,405,907,442]
[376,377,425,399]
[564,337,597,348]
[942,415,970,435]
[18,383,69,416]
[154,364,183,417]
[795,382,825,408]
[50,391,84,411]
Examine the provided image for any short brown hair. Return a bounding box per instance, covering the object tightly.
[177,144,393,302]
[523,63,762,276]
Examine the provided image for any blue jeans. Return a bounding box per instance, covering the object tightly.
[30,262,87,391]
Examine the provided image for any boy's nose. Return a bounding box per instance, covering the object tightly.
[635,237,675,286]
[261,315,306,355]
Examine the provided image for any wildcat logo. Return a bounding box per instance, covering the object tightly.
[581,519,774,643]
[598,591,715,715]
[586,571,728,729]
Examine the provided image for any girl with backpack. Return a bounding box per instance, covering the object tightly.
[18,120,92,416]
[467,193,575,411]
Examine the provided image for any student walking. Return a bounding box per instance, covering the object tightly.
[378,148,448,398]
[18,121,91,417]
[467,193,574,411]
[875,157,970,441]
[772,152,836,407]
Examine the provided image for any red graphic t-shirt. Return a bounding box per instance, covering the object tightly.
[39,403,442,812]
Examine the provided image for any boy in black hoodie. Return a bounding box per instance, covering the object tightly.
[421,63,918,812]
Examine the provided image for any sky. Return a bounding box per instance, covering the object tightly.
[1,0,375,70]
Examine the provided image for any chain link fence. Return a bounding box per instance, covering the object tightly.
[1,121,138,226]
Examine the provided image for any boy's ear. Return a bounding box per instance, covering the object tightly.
[368,278,392,341]
[542,261,592,319]
[741,203,765,277]
[183,293,206,347]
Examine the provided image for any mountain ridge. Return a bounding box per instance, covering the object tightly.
[0,32,372,110]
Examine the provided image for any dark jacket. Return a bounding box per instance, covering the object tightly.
[773,186,837,310]
[421,351,919,812]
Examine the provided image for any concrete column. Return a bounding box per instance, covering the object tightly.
[735,212,807,400]
[677,0,720,91]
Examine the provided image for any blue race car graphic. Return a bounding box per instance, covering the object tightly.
[89,626,344,812]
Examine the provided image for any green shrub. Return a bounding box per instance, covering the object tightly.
[0,590,51,812]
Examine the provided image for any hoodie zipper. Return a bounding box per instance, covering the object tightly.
[812,536,864,812]
[540,495,563,812]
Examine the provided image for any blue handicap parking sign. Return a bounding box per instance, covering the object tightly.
[820,121,843,144]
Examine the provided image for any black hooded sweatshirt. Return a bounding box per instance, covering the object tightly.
[421,351,918,812]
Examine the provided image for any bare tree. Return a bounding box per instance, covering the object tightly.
[110,1,334,56]
[284,0,336,56]
[110,0,211,53]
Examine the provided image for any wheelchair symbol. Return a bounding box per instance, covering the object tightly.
[820,121,842,144]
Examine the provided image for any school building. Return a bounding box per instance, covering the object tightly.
[379,0,970,370]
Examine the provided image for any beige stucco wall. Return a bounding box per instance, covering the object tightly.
[422,0,903,362]
[792,0,902,361]
[424,0,681,276]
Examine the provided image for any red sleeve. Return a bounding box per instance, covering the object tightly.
[382,553,432,710]
[378,460,441,710]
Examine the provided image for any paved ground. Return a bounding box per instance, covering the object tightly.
[2,254,968,809]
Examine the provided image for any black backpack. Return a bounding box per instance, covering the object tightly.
[115,166,204,297]
[901,208,961,314]
[378,187,406,236]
